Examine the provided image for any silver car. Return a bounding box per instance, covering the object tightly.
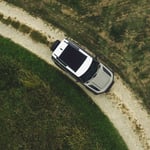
[51,39,114,94]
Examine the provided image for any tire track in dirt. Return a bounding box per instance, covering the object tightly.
[0,1,150,150]
[108,89,150,150]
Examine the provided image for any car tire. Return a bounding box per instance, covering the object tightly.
[51,40,60,51]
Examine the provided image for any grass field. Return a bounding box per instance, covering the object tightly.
[0,36,128,149]
[5,0,150,111]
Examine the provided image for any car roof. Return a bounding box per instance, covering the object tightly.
[59,44,87,71]
[52,39,93,77]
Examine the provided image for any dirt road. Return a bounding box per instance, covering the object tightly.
[0,1,150,150]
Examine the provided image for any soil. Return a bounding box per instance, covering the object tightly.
[0,1,150,150]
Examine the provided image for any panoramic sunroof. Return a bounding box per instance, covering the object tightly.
[59,45,87,71]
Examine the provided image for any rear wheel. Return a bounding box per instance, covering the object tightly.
[51,40,60,51]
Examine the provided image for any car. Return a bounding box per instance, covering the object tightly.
[51,39,114,94]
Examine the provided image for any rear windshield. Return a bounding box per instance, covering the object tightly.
[79,60,99,83]
[59,45,87,71]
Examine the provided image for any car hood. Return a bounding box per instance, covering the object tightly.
[89,67,111,90]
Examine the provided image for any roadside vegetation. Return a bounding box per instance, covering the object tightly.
[5,0,150,111]
[0,12,49,45]
[0,36,128,149]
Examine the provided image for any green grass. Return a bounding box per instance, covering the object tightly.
[5,0,150,111]
[11,20,20,29]
[1,16,12,25]
[19,24,31,34]
[30,30,48,44]
[0,36,128,149]
[0,13,48,45]
[0,13,4,20]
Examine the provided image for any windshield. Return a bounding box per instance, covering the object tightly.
[79,59,99,83]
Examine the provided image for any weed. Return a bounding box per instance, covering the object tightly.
[1,16,12,25]
[19,24,31,34]
[30,30,48,44]
[11,20,20,29]
[0,13,4,20]
[110,22,127,42]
